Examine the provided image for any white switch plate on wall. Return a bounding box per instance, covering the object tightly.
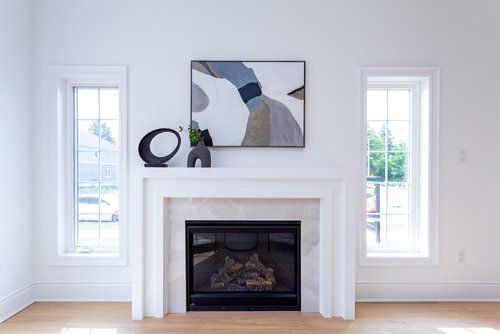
[457,249,466,263]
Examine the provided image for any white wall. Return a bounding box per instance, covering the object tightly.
[0,0,34,321]
[31,0,500,300]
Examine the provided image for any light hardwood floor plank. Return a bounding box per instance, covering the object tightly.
[0,302,499,333]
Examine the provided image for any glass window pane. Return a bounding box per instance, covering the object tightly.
[387,183,409,214]
[366,183,380,214]
[78,120,99,151]
[377,183,388,215]
[99,217,119,246]
[367,183,388,215]
[367,90,387,120]
[77,151,99,182]
[99,120,119,151]
[100,183,119,223]
[388,121,409,152]
[77,215,99,246]
[368,152,385,182]
[76,88,98,119]
[100,151,119,181]
[386,215,409,244]
[77,183,100,216]
[366,215,386,245]
[388,90,410,120]
[99,88,119,119]
[388,152,408,182]
[367,121,386,151]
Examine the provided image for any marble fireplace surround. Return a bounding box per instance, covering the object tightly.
[169,198,319,312]
[131,167,354,320]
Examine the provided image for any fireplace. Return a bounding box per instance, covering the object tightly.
[186,220,301,311]
[134,170,353,320]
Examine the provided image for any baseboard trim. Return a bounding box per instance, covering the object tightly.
[0,283,35,323]
[356,282,500,302]
[34,281,132,302]
[3,281,499,323]
[0,281,131,324]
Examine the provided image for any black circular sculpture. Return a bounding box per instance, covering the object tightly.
[138,128,181,167]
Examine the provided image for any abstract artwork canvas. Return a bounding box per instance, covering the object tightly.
[191,61,305,147]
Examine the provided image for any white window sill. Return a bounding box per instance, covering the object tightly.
[49,252,127,266]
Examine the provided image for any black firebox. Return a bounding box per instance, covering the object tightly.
[186,220,301,311]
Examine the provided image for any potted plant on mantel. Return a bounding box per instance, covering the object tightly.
[179,125,211,168]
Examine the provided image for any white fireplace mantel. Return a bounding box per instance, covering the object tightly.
[130,167,355,320]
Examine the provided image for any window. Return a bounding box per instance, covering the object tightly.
[74,87,120,252]
[366,88,414,251]
[360,68,439,266]
[51,66,127,265]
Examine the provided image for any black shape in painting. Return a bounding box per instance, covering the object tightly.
[238,82,262,104]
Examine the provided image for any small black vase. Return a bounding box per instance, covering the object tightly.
[187,141,211,167]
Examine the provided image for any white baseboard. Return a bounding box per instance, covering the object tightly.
[34,281,131,302]
[0,281,131,324]
[0,284,35,323]
[356,282,500,302]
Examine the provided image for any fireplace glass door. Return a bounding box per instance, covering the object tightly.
[186,221,300,311]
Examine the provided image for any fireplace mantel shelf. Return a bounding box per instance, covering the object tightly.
[137,166,345,180]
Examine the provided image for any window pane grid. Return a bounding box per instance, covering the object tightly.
[75,87,119,250]
[367,181,408,186]
[77,118,119,121]
[368,150,409,154]
[366,88,411,249]
[366,119,409,122]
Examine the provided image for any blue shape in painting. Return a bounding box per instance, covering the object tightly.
[207,62,259,89]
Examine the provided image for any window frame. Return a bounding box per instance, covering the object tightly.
[50,66,128,266]
[358,67,439,267]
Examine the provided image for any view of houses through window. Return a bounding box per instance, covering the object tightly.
[74,87,120,251]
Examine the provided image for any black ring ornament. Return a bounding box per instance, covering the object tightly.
[138,128,181,167]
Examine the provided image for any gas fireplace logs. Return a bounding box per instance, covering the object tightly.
[210,253,276,292]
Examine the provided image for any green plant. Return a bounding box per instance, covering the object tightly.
[179,125,204,143]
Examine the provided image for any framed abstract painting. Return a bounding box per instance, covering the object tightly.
[191,61,305,147]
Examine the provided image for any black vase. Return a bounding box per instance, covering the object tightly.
[187,141,211,168]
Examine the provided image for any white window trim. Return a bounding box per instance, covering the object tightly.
[49,65,128,266]
[358,67,440,267]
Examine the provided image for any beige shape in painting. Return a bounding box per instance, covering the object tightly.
[242,100,271,146]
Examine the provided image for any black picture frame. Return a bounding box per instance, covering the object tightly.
[190,60,306,148]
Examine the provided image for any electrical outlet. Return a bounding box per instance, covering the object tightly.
[458,149,466,162]
[456,249,466,263]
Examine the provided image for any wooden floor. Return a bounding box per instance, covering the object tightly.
[1,302,499,333]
